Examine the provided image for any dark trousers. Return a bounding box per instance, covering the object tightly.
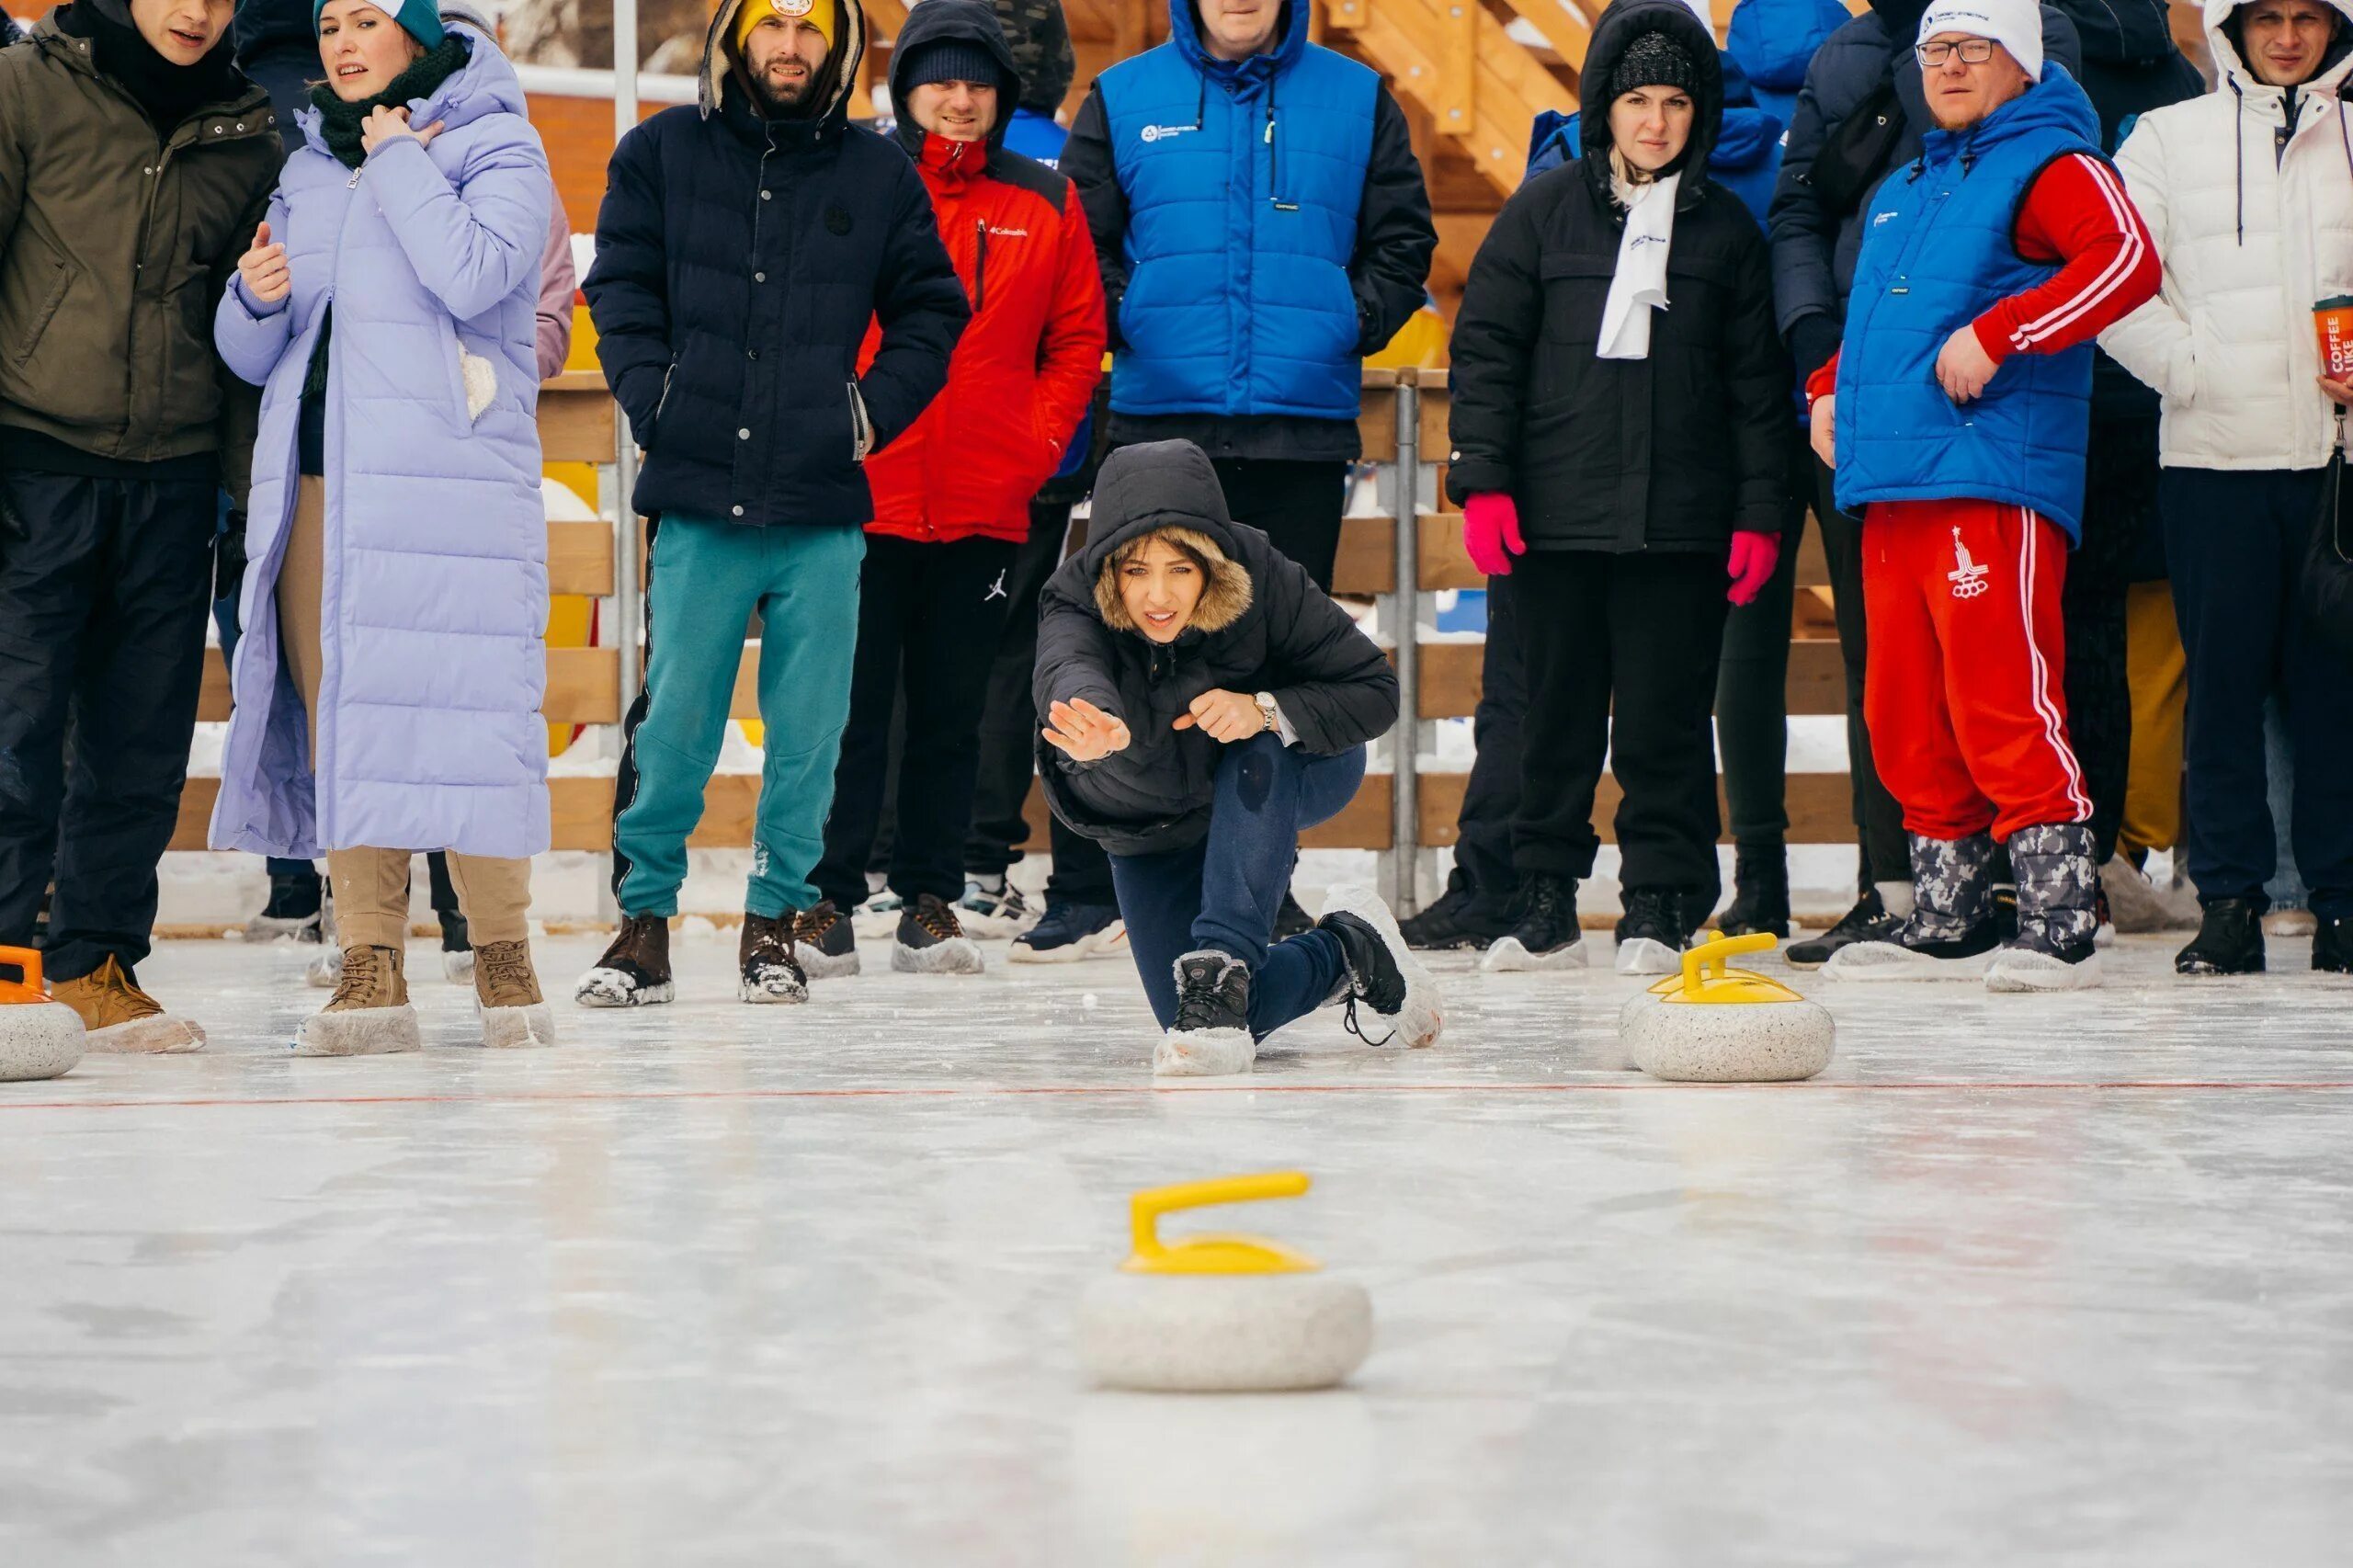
[2060,416,2153,865]
[1449,569,1526,909]
[1714,430,1812,848]
[1513,550,1730,903]
[212,552,322,892]
[814,533,1018,912]
[1210,457,1350,591]
[2160,466,2353,917]
[1109,733,1359,1039]
[0,469,217,981]
[1812,458,1910,889]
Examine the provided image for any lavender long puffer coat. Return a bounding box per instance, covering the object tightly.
[210,23,552,860]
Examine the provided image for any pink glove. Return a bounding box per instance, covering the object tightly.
[1462,493,1526,577]
[1726,530,1780,607]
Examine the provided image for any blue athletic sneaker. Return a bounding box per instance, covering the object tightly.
[1007,902,1127,964]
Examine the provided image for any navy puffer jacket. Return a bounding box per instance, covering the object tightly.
[584,0,969,528]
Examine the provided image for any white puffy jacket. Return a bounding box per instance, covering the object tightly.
[2099,0,2353,472]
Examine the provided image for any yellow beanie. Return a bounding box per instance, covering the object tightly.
[733,0,836,56]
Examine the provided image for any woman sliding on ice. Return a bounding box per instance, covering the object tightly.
[1031,440,1442,1076]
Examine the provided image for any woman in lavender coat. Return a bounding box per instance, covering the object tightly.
[212,0,553,1055]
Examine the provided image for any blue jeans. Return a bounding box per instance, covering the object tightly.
[1108,734,1365,1040]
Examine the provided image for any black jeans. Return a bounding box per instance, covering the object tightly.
[2060,416,2152,865]
[814,534,1018,912]
[1811,457,1909,890]
[1449,569,1526,909]
[1512,550,1731,903]
[1714,428,1811,848]
[0,469,217,981]
[1209,457,1350,591]
[2160,465,2353,917]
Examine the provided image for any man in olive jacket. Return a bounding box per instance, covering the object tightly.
[0,0,280,1051]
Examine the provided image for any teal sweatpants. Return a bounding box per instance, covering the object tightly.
[611,514,865,919]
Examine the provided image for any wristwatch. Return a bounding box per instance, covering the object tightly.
[1255,691,1280,735]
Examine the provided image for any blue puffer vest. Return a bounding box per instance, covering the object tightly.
[1833,67,2103,543]
[1098,0,1374,420]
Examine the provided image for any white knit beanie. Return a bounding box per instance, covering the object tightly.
[1915,0,2044,82]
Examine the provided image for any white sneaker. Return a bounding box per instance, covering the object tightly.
[956,878,1037,938]
[1985,945,2104,993]
[851,889,904,938]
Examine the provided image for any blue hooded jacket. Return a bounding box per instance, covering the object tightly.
[1725,0,1850,126]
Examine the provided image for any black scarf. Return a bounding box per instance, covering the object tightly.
[299,35,472,403]
[308,34,472,170]
[63,0,243,133]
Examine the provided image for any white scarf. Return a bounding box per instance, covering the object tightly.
[1597,170,1679,361]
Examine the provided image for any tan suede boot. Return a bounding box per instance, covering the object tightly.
[51,956,206,1054]
[474,940,554,1048]
[294,945,421,1056]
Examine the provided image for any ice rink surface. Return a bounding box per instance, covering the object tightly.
[5,928,2351,1567]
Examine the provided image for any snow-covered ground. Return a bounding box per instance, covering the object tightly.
[4,930,2349,1564]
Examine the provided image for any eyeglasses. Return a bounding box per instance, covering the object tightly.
[1915,38,1998,67]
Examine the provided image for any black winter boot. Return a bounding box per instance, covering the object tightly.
[1785,889,1902,969]
[1614,887,1695,975]
[1483,873,1584,971]
[1157,950,1255,1077]
[2176,898,2267,975]
[1714,843,1790,937]
[2313,915,2352,974]
[1398,877,1517,950]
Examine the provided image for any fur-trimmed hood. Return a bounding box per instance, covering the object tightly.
[1092,524,1256,638]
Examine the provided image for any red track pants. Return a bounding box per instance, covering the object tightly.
[1860,499,2092,842]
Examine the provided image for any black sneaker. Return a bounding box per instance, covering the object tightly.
[1614,886,1695,976]
[1007,901,1127,963]
[244,869,325,943]
[1316,884,1444,1049]
[893,893,983,975]
[738,912,808,1004]
[1483,873,1584,971]
[792,900,861,979]
[436,907,474,984]
[1156,950,1255,1076]
[574,914,675,1006]
[2315,915,2352,974]
[1713,845,1790,937]
[1785,891,1901,969]
[1398,881,1517,950]
[2177,897,2267,975]
[1273,891,1313,940]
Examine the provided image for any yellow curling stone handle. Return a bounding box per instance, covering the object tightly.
[1121,1171,1323,1277]
[1665,932,1804,1006]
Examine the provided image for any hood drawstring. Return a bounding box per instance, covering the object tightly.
[2233,77,2245,245]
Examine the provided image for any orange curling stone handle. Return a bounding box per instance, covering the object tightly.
[0,945,45,1005]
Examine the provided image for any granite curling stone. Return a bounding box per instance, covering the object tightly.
[1620,932,1835,1083]
[0,947,85,1083]
[1077,1172,1372,1392]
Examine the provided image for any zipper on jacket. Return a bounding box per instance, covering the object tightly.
[973,219,988,311]
[847,381,873,462]
[652,362,677,426]
[1266,85,1297,212]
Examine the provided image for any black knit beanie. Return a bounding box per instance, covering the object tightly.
[899,37,1005,91]
[1609,30,1696,100]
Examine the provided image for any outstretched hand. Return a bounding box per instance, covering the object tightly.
[1041,698,1131,763]
[360,105,444,157]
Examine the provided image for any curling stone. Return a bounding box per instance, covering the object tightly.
[0,946,85,1083]
[1076,1172,1371,1392]
[1619,932,1834,1083]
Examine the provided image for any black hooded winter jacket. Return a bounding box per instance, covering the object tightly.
[583,0,969,529]
[1032,440,1398,857]
[1444,0,1789,551]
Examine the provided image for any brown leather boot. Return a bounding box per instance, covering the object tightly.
[51,956,206,1054]
[739,913,808,1004]
[574,914,673,1006]
[294,945,420,1056]
[473,939,554,1047]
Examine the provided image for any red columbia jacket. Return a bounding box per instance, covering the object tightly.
[860,10,1105,543]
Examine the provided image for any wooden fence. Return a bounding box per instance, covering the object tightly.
[170,369,1852,912]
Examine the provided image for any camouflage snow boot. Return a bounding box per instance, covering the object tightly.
[1823,831,2002,982]
[1986,823,2103,993]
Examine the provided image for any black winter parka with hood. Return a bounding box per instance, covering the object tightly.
[1032,440,1398,857]
[1444,0,1790,551]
